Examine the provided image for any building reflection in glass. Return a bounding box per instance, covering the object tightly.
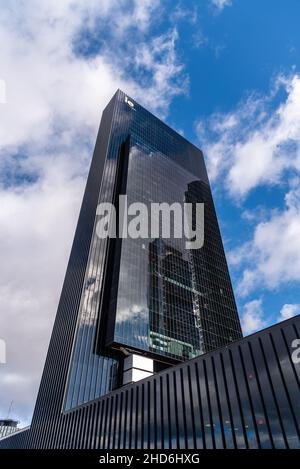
[111,138,242,361]
[64,90,242,411]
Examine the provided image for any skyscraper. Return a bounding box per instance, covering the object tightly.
[1,91,300,451]
[61,89,242,411]
[1,90,243,447]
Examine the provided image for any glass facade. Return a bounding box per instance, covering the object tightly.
[63,90,242,409]
[107,93,242,360]
[111,142,205,360]
[1,91,299,450]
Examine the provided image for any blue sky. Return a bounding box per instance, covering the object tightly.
[0,0,300,425]
[162,0,300,333]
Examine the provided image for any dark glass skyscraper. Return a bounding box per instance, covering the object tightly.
[1,91,299,450]
[62,90,242,409]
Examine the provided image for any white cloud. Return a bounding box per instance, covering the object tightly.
[241,299,266,335]
[0,0,186,426]
[133,28,188,111]
[0,154,87,425]
[211,0,232,11]
[241,300,299,336]
[196,74,300,198]
[171,3,198,24]
[278,303,300,321]
[0,0,183,153]
[197,74,300,300]
[229,186,300,296]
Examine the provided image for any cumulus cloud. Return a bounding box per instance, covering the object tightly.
[278,303,300,321]
[241,300,300,336]
[241,299,266,335]
[0,0,186,426]
[211,0,232,11]
[0,0,184,153]
[0,153,87,425]
[228,185,300,296]
[197,74,300,300]
[196,74,300,198]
